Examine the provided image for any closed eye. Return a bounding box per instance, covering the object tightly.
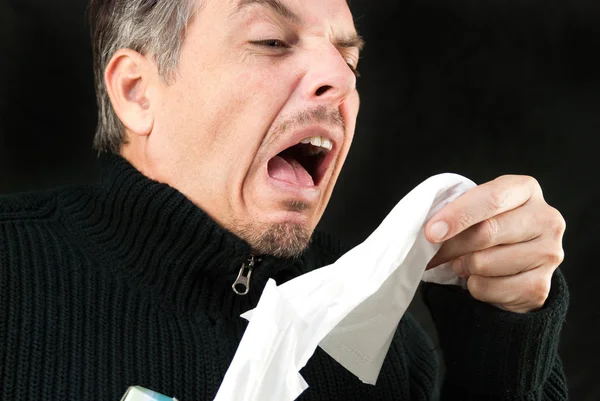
[251,40,360,77]
[250,39,290,48]
[347,63,361,78]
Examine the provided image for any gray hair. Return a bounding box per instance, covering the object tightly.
[89,0,200,153]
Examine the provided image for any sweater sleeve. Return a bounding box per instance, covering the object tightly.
[421,269,569,400]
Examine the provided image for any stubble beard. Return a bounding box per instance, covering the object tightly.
[234,201,313,258]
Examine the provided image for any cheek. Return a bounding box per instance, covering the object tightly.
[340,91,360,152]
[239,69,288,105]
[154,62,292,165]
[344,91,360,127]
[224,69,292,133]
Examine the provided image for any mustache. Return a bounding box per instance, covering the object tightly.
[269,106,345,140]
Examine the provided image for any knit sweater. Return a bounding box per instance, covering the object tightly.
[0,154,569,401]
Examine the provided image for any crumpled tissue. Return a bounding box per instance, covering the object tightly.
[214,173,476,401]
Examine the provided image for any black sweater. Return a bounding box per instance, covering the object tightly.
[0,154,569,400]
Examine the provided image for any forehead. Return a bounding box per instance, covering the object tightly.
[226,0,356,31]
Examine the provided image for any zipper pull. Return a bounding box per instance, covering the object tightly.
[232,256,256,296]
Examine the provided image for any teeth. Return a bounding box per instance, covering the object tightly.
[299,136,333,152]
[310,137,322,147]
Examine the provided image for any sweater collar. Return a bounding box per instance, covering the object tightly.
[62,153,306,318]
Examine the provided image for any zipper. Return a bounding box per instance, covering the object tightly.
[232,255,260,296]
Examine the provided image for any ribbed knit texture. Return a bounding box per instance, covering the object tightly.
[0,153,568,400]
[422,270,569,401]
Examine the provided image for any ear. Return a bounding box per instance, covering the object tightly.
[104,49,155,137]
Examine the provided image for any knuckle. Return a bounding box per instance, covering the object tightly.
[547,248,565,267]
[482,218,500,245]
[550,208,567,236]
[467,275,484,298]
[540,206,566,239]
[518,175,543,199]
[523,175,540,188]
[489,187,509,210]
[457,211,475,231]
[527,275,551,305]
[468,252,487,276]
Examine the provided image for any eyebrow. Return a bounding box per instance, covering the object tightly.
[232,0,365,53]
[336,34,365,53]
[233,0,301,24]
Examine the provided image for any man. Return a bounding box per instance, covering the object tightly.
[0,0,568,399]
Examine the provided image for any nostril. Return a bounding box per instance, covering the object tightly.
[315,85,333,96]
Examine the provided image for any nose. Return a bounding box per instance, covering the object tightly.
[300,43,357,105]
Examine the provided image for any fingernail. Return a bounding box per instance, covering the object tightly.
[452,259,466,277]
[430,221,449,242]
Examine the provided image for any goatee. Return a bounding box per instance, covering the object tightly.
[237,221,312,259]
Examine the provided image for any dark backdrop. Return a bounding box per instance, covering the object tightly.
[1,0,598,400]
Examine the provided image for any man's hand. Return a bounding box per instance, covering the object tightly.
[425,175,566,313]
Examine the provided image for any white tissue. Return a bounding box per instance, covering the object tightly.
[214,173,476,401]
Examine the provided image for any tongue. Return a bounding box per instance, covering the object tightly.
[268,155,315,187]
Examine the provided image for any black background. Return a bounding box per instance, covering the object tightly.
[1,0,599,399]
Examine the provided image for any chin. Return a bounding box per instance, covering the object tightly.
[234,218,313,259]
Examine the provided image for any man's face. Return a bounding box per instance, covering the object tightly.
[140,0,361,257]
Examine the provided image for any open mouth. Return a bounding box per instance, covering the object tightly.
[267,136,333,187]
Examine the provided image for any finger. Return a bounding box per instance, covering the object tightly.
[425,175,543,243]
[466,267,554,313]
[451,238,564,278]
[427,202,545,269]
